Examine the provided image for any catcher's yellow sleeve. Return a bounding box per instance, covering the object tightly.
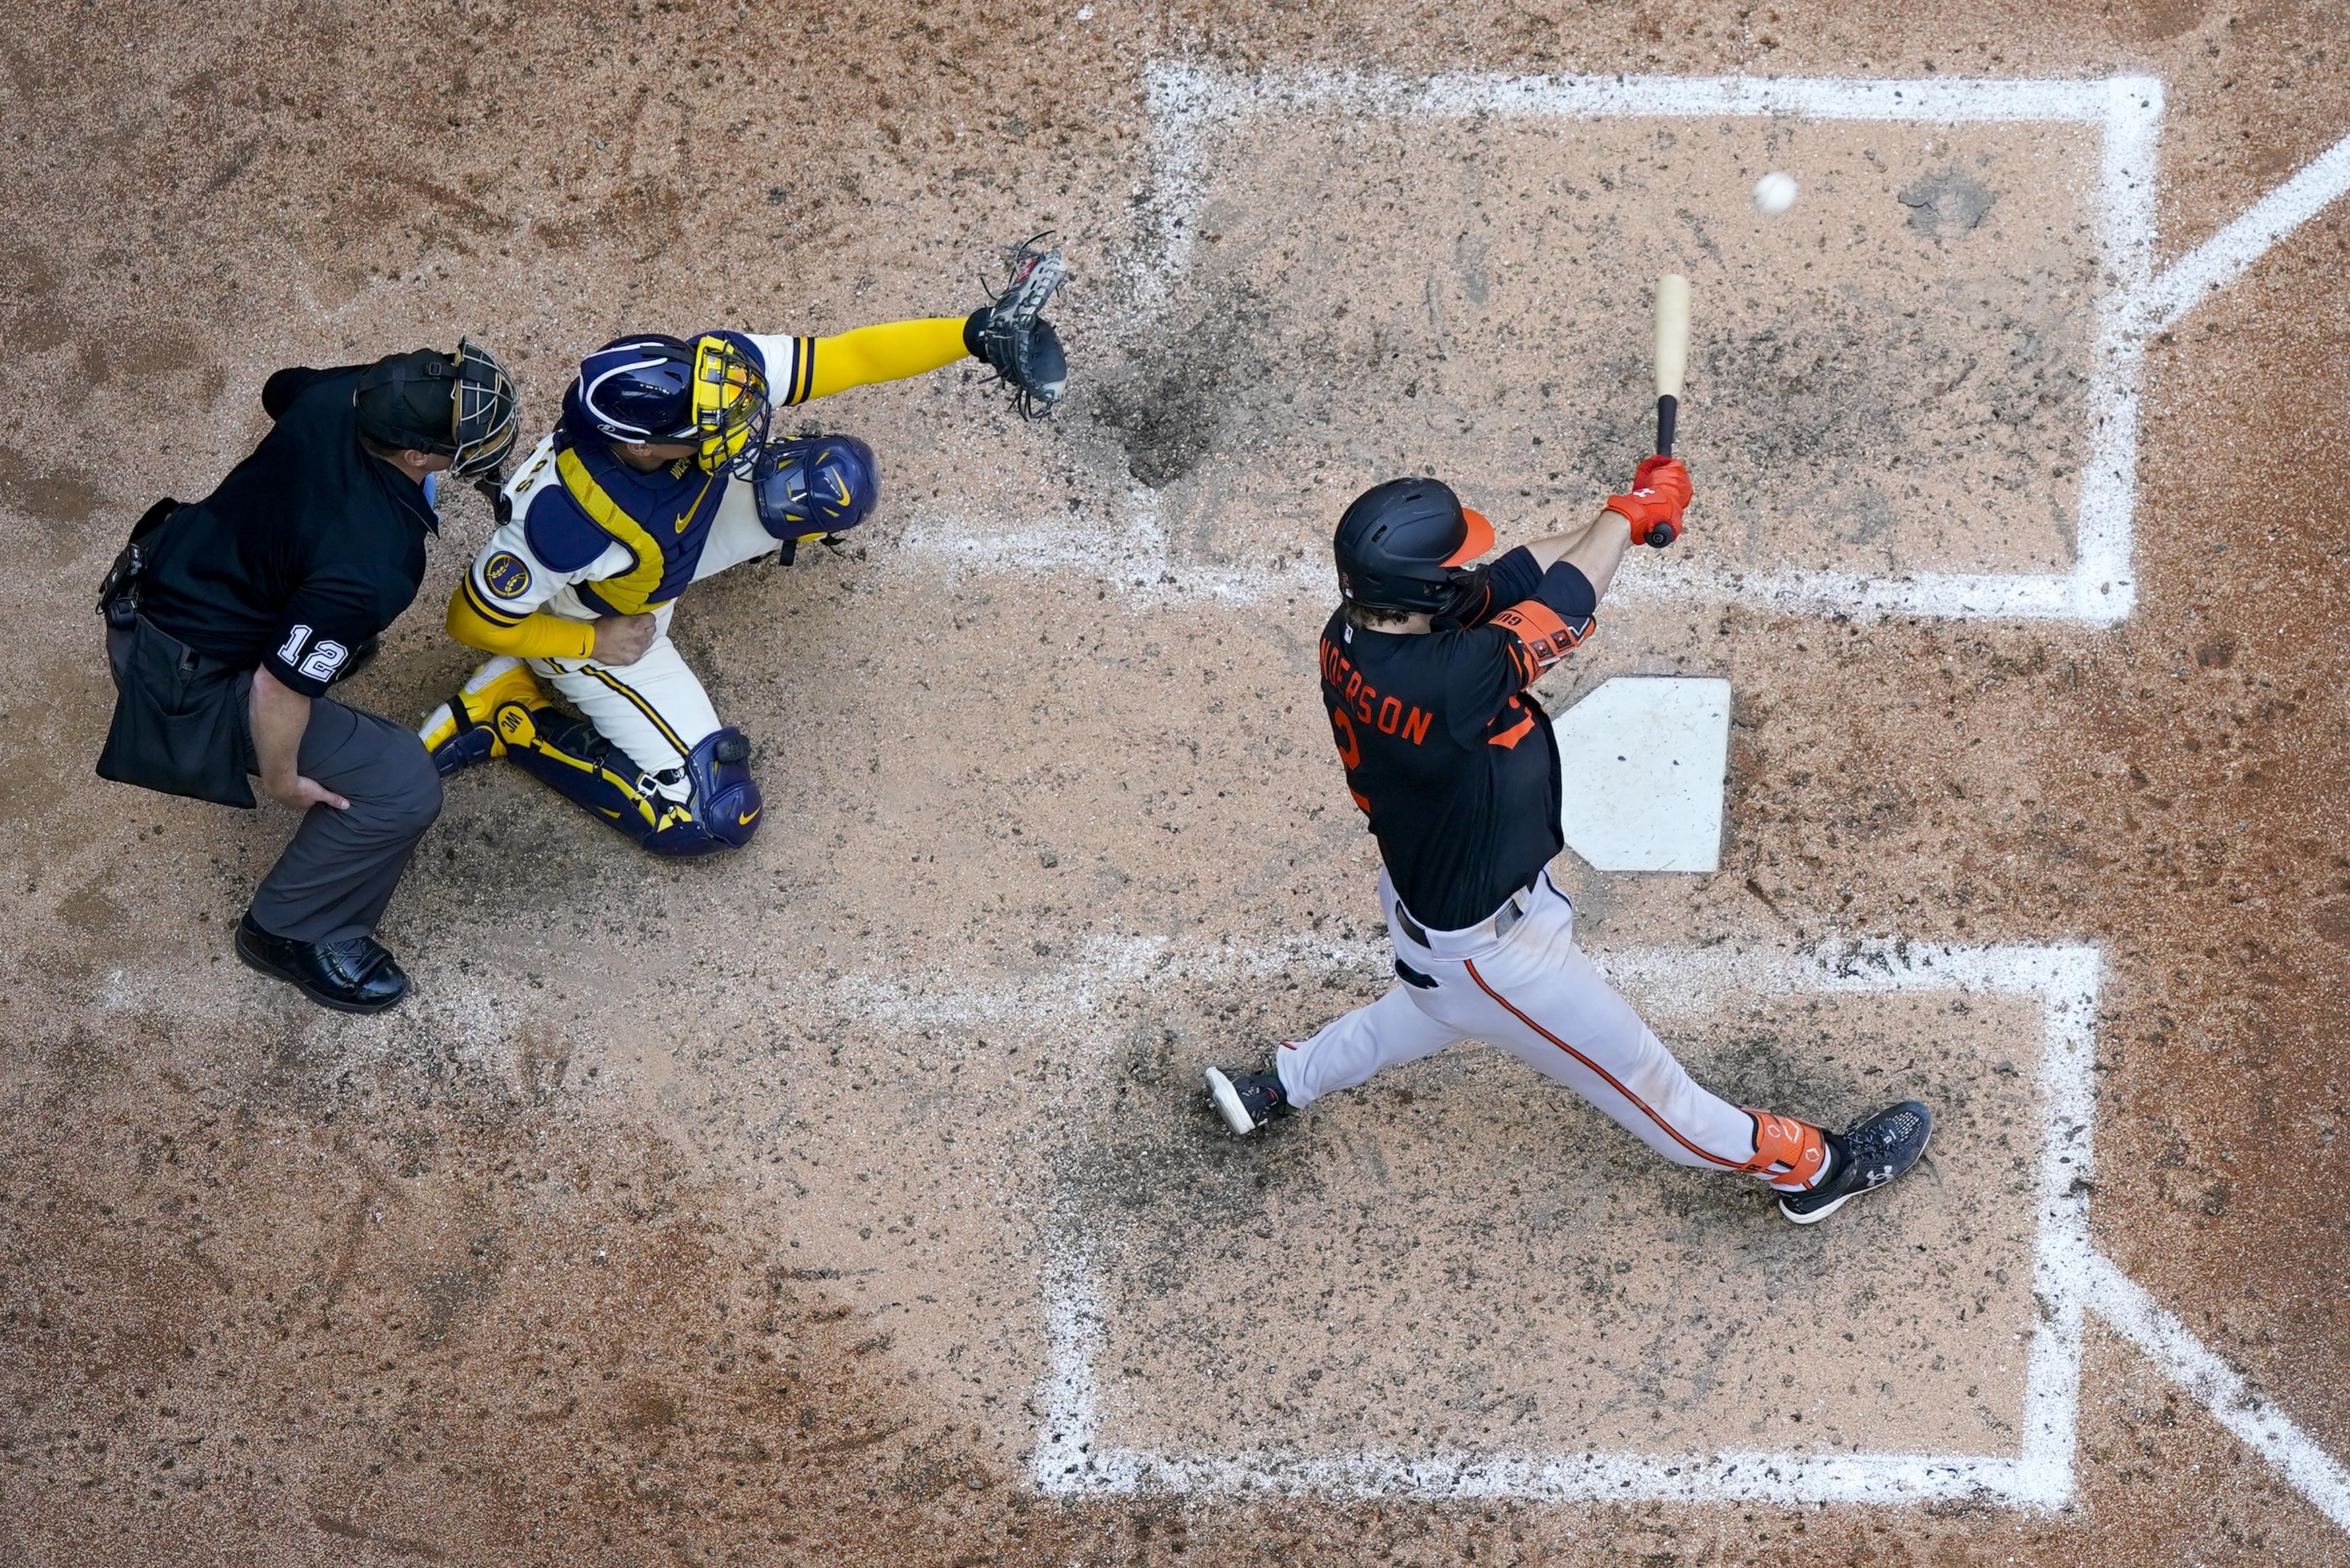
[761,317,970,405]
[445,587,597,660]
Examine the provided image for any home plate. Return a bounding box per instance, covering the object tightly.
[1554,676,1731,872]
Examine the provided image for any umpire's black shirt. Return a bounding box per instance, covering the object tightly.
[1319,547,1598,931]
[140,366,436,697]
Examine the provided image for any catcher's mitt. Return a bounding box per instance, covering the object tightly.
[964,234,1068,418]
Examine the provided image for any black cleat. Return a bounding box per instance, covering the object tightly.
[1205,1066,1292,1135]
[235,913,411,1015]
[1777,1101,1932,1224]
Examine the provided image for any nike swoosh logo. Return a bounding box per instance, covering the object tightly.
[737,808,760,825]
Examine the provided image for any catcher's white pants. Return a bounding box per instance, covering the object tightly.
[1278,869,1777,1175]
[528,632,720,781]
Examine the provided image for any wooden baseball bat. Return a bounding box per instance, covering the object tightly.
[1646,273,1692,547]
[1654,271,1690,458]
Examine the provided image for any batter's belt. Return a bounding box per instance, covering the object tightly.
[1393,883,1533,950]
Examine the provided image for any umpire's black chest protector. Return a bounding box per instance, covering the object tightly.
[95,368,435,804]
[137,367,435,673]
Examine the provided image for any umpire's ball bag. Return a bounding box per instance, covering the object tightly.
[94,499,259,809]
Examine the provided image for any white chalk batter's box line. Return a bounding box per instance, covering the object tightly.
[905,70,2350,626]
[1019,938,2350,1524]
[1031,940,2096,1507]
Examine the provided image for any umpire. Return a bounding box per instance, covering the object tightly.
[96,341,520,1014]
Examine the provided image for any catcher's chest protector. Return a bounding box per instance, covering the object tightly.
[551,439,731,616]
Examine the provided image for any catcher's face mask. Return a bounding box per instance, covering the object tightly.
[355,337,521,482]
[691,334,771,478]
[448,337,522,480]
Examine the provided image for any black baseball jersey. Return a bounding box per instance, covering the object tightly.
[139,366,438,698]
[1319,547,1596,930]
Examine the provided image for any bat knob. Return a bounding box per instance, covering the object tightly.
[1646,523,1677,550]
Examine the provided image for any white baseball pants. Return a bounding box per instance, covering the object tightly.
[528,632,720,780]
[1278,870,1824,1186]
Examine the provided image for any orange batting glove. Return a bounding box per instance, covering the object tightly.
[1607,455,1692,548]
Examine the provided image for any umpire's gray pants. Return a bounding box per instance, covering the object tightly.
[247,698,442,946]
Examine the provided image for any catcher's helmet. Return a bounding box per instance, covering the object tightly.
[753,434,879,541]
[561,332,771,476]
[1331,477,1495,614]
[355,338,520,480]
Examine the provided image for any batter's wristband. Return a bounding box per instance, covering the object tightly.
[1605,499,1648,540]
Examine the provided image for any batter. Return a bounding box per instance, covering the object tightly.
[1205,463,1933,1223]
[417,242,1066,854]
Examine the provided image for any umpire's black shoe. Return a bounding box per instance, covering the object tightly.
[1205,1066,1292,1135]
[1777,1101,1932,1224]
[235,914,410,1015]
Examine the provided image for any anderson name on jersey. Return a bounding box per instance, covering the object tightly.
[1320,546,1596,931]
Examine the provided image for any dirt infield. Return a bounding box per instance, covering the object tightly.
[5,2,2349,1565]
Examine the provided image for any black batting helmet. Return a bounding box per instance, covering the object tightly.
[1331,477,1495,614]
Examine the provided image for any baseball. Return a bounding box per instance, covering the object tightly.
[1753,171,1798,215]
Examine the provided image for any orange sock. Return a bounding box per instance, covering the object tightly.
[1743,1111,1830,1192]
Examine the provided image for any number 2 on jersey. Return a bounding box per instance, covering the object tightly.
[1329,707,1373,815]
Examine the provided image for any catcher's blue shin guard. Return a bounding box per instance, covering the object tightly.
[493,704,759,857]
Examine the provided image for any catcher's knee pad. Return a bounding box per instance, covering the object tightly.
[628,727,760,857]
[679,727,762,853]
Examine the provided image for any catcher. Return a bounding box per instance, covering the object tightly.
[419,241,1066,854]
